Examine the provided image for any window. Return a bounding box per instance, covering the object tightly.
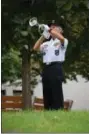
[1,90,6,96]
[13,90,22,96]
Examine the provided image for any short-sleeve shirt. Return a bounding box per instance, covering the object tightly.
[40,38,68,63]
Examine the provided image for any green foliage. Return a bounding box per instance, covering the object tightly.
[1,0,89,83]
[56,0,89,80]
[1,48,21,82]
[74,51,89,80]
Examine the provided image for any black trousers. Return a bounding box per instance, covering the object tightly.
[42,62,64,110]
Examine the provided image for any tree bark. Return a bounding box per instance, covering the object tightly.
[22,46,32,110]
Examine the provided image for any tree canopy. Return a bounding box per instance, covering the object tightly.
[1,0,89,83]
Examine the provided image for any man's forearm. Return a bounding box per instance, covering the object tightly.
[50,29,64,43]
[33,36,45,51]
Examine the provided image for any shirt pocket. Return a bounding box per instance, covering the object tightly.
[55,49,60,56]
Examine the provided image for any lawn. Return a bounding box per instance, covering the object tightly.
[2,110,89,133]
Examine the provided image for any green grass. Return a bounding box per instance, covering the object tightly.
[2,110,89,133]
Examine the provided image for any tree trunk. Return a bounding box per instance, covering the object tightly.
[22,46,32,110]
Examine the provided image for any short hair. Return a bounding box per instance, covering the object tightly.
[48,23,59,27]
[48,23,63,33]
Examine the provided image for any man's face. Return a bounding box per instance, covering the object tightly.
[50,25,57,30]
[50,25,62,33]
[50,25,62,38]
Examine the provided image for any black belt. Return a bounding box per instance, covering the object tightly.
[43,61,63,66]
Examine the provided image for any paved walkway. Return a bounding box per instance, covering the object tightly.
[34,75,89,110]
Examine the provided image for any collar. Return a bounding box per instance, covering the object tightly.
[50,38,58,42]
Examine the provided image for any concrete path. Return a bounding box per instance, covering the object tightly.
[34,75,89,110]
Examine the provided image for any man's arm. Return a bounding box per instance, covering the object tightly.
[33,28,51,51]
[49,29,64,43]
[33,35,45,51]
